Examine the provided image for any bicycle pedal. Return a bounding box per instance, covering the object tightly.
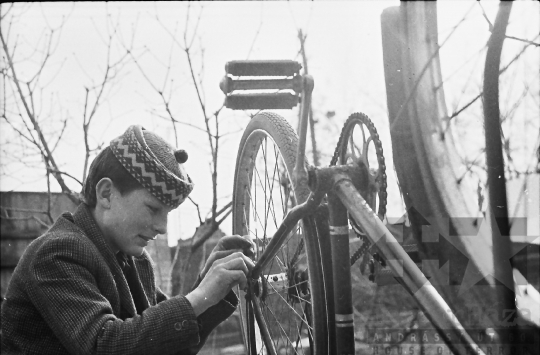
[221,60,304,110]
[225,60,302,77]
[224,93,300,110]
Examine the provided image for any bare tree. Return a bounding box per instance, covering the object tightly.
[1,4,130,202]
[1,4,131,226]
[444,2,540,208]
[80,13,132,182]
[1,4,77,205]
[125,4,235,295]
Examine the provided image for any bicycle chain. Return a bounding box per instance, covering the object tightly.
[288,113,386,286]
[329,113,387,267]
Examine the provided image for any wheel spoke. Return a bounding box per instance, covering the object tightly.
[265,282,313,334]
[364,136,373,169]
[263,144,281,229]
[260,293,312,355]
[261,300,302,354]
[233,113,326,354]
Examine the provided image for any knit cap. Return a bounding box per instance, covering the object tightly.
[109,125,194,208]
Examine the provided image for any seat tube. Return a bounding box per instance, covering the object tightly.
[293,75,314,190]
[327,192,355,355]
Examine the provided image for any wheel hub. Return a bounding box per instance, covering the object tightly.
[287,266,309,304]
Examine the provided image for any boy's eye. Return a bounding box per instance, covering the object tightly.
[147,205,159,213]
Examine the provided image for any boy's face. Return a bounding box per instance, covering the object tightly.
[102,186,174,256]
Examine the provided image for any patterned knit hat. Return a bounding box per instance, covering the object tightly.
[109,125,194,208]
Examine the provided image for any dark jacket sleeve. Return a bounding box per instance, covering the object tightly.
[27,235,201,355]
[181,275,238,354]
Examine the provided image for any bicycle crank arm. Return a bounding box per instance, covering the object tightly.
[334,179,486,355]
[250,190,324,280]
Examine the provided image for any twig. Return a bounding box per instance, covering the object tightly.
[216,208,232,226]
[1,23,78,204]
[150,111,208,134]
[478,2,539,47]
[81,15,130,181]
[188,196,203,225]
[504,34,539,47]
[45,164,54,223]
[126,48,179,144]
[50,117,68,153]
[477,1,493,32]
[215,201,232,218]
[446,34,539,123]
[245,7,263,59]
[46,168,83,185]
[0,3,15,21]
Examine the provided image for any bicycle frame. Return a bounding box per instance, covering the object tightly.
[248,162,486,354]
[221,60,485,355]
[252,81,484,355]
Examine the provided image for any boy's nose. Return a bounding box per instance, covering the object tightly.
[153,215,168,235]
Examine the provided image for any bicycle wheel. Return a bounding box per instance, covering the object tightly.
[379,3,538,353]
[232,112,328,355]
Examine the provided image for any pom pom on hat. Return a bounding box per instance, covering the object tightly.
[174,149,188,164]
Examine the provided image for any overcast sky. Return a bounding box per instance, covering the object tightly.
[1,1,538,245]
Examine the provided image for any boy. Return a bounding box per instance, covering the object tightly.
[1,125,253,354]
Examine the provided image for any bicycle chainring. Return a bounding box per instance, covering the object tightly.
[330,112,387,267]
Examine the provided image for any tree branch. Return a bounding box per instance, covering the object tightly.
[482,0,516,332]
[47,168,83,186]
[446,33,539,123]
[1,25,78,204]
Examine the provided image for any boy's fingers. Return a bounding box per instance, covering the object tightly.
[237,272,247,290]
[222,257,250,275]
[212,251,246,267]
[243,254,255,270]
[225,270,247,290]
[219,235,254,251]
[218,253,255,276]
[211,249,242,261]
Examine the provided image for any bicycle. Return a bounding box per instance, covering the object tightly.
[220,60,486,355]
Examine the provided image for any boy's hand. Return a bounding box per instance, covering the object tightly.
[200,235,255,279]
[187,251,254,316]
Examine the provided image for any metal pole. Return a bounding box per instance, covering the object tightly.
[293,75,314,190]
[327,193,355,355]
[250,191,323,280]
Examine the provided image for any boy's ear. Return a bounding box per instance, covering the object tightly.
[95,178,114,209]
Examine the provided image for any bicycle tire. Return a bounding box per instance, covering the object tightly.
[232,112,329,355]
[380,4,531,353]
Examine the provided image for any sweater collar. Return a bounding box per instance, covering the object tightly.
[72,203,118,260]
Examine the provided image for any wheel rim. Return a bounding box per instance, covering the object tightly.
[236,129,315,355]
